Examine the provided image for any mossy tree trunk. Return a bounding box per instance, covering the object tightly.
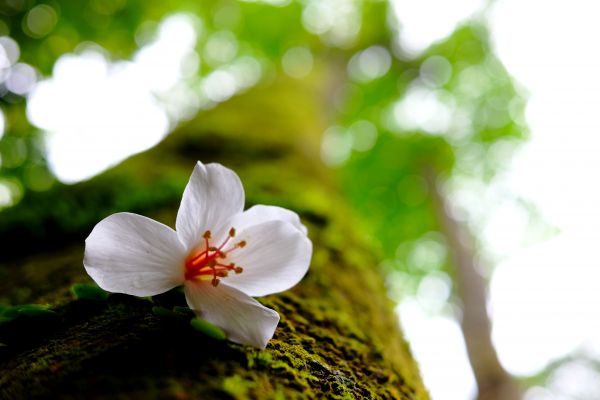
[0,72,428,399]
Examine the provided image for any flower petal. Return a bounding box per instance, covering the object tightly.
[230,205,308,235]
[184,281,279,349]
[176,161,245,251]
[224,220,312,297]
[84,212,186,296]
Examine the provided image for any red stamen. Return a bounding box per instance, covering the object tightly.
[203,230,211,256]
[184,228,246,283]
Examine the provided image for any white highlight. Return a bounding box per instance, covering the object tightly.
[204,31,238,67]
[490,234,600,376]
[26,14,199,183]
[347,46,391,82]
[0,36,19,69]
[302,0,361,47]
[6,63,37,95]
[420,56,452,88]
[390,0,485,56]
[391,85,454,135]
[488,0,600,378]
[399,300,477,400]
[320,125,352,166]
[27,51,169,183]
[0,182,13,208]
[203,70,237,103]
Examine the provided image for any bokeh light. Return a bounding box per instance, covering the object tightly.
[6,63,37,95]
[27,49,170,183]
[390,0,485,57]
[23,4,58,39]
[347,46,392,82]
[25,14,198,183]
[320,125,353,166]
[281,47,313,79]
[391,85,455,135]
[302,0,361,47]
[0,36,19,68]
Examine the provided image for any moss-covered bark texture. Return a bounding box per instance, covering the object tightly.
[0,75,428,399]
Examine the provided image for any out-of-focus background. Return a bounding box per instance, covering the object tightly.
[0,0,598,398]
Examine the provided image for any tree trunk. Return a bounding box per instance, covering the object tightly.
[426,169,521,400]
[0,74,428,399]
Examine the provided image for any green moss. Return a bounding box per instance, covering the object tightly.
[247,351,274,368]
[222,375,257,398]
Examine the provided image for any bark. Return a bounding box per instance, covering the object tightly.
[426,169,521,400]
[0,74,428,399]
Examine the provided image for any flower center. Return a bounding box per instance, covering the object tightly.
[184,228,245,287]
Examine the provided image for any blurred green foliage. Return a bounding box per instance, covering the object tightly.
[340,22,526,296]
[0,0,386,200]
[0,0,526,301]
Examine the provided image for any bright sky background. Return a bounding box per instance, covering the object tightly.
[27,14,262,183]
[488,0,600,394]
[391,0,600,398]
[26,15,196,183]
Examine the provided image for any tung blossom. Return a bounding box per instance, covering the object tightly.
[84,161,312,349]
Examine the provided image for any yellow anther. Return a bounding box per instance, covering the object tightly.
[238,240,247,248]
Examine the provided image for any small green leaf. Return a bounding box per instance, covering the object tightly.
[71,283,109,301]
[2,304,57,319]
[190,318,226,341]
[151,306,182,319]
[2,307,17,319]
[173,306,194,317]
[19,305,57,319]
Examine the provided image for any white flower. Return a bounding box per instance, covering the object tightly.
[83,161,312,349]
